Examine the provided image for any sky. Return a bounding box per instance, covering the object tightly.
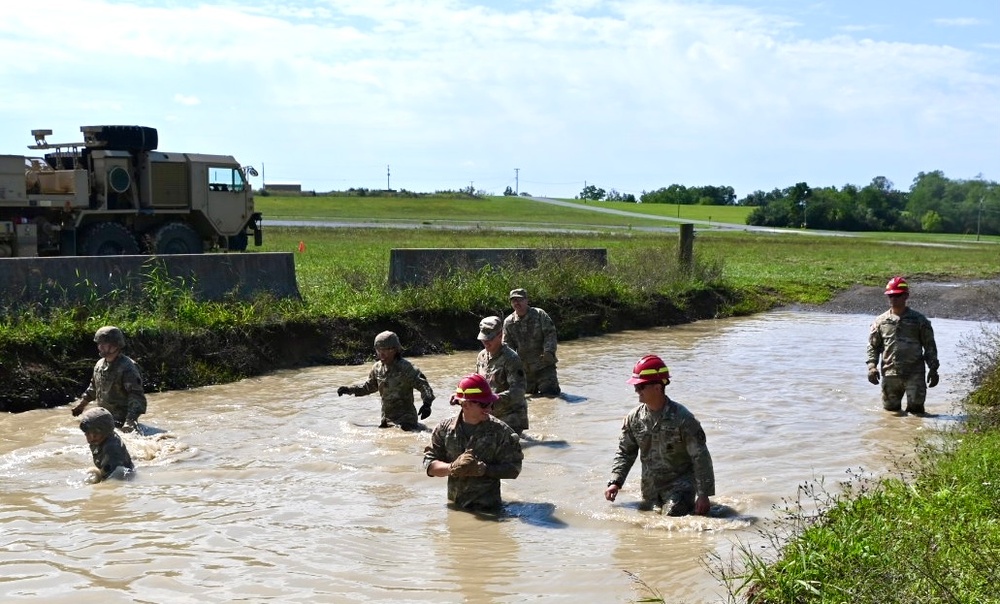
[1,0,998,199]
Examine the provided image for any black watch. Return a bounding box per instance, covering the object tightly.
[607,479,621,488]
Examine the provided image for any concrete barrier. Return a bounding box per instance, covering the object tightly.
[389,248,607,288]
[0,252,300,309]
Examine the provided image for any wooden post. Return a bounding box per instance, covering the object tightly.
[678,223,694,272]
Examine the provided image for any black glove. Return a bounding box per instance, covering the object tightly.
[337,386,349,396]
[927,371,939,388]
[867,367,880,385]
[122,419,138,434]
[418,402,432,420]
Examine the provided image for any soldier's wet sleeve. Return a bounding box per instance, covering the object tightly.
[506,355,526,406]
[610,416,639,485]
[411,366,435,403]
[123,364,147,421]
[540,309,558,356]
[866,320,883,368]
[502,317,519,351]
[349,364,380,396]
[423,423,448,475]
[484,430,523,479]
[682,418,716,497]
[921,317,940,372]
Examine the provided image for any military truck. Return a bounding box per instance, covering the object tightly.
[0,125,262,257]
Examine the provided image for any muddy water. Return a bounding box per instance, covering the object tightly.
[0,310,984,603]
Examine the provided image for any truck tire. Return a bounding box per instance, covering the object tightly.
[152,222,204,254]
[79,222,141,256]
[227,231,249,251]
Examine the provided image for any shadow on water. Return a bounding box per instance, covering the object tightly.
[503,502,570,528]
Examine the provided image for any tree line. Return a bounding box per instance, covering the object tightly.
[578,172,1000,235]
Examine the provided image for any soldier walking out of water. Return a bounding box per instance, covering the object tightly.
[502,288,560,397]
[79,407,134,482]
[338,331,435,431]
[423,374,523,512]
[867,276,940,416]
[605,355,715,516]
[71,326,147,433]
[475,316,528,436]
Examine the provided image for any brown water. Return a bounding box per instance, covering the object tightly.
[0,310,981,603]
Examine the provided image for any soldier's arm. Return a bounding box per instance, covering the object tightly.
[122,365,146,423]
[483,429,523,479]
[682,418,716,497]
[609,417,639,486]
[423,424,451,476]
[866,321,883,369]
[540,309,558,354]
[921,318,940,372]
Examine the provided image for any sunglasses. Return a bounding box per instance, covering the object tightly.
[467,400,494,409]
[634,382,659,393]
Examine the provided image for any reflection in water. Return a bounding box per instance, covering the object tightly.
[0,310,987,602]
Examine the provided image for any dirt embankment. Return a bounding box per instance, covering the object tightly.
[0,288,742,413]
[810,278,1000,322]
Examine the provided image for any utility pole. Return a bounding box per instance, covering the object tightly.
[387,165,390,191]
[977,195,983,242]
[515,168,520,195]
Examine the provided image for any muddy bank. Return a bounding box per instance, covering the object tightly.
[808,278,1000,323]
[0,287,743,413]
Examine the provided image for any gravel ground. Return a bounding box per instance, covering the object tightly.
[804,278,1000,322]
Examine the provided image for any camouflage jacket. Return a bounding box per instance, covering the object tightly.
[610,398,715,501]
[476,344,528,433]
[90,432,135,480]
[502,306,558,370]
[423,413,523,511]
[347,357,434,427]
[867,307,939,377]
[81,355,147,425]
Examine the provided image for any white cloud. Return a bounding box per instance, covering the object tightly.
[932,17,985,27]
[174,94,201,107]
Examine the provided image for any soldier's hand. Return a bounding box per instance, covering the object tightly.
[927,371,939,388]
[541,351,557,366]
[418,402,432,420]
[449,449,486,477]
[71,401,88,417]
[337,386,349,396]
[867,367,880,385]
[605,484,620,502]
[122,420,138,434]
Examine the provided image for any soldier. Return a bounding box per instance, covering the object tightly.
[338,330,435,431]
[867,276,940,416]
[423,374,523,512]
[79,407,134,482]
[502,288,560,396]
[604,355,715,516]
[475,316,528,435]
[71,326,147,433]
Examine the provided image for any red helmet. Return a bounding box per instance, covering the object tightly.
[885,276,909,296]
[627,354,671,386]
[452,374,499,404]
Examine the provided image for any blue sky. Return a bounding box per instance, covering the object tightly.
[2,0,997,199]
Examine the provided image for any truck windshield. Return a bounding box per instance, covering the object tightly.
[208,167,245,192]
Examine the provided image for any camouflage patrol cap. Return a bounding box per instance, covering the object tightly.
[478,316,502,341]
[374,330,402,350]
[94,326,126,348]
[509,288,527,300]
[79,407,116,437]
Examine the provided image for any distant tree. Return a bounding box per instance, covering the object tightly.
[579,184,606,201]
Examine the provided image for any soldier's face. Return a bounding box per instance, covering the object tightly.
[84,430,106,445]
[481,335,502,354]
[461,399,492,424]
[510,297,528,317]
[97,342,120,359]
[376,347,397,364]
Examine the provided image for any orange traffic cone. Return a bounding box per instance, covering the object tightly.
[298,241,306,253]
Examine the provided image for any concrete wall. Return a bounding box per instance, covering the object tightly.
[0,252,300,309]
[389,248,607,288]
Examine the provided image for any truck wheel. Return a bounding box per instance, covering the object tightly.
[227,232,249,251]
[152,222,204,254]
[79,222,141,256]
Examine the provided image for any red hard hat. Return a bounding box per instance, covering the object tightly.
[452,374,499,404]
[627,354,671,386]
[885,276,909,296]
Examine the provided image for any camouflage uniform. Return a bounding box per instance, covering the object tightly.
[80,355,147,427]
[502,307,560,396]
[609,397,715,516]
[423,414,523,511]
[476,344,528,434]
[80,407,134,481]
[867,307,939,413]
[344,357,434,430]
